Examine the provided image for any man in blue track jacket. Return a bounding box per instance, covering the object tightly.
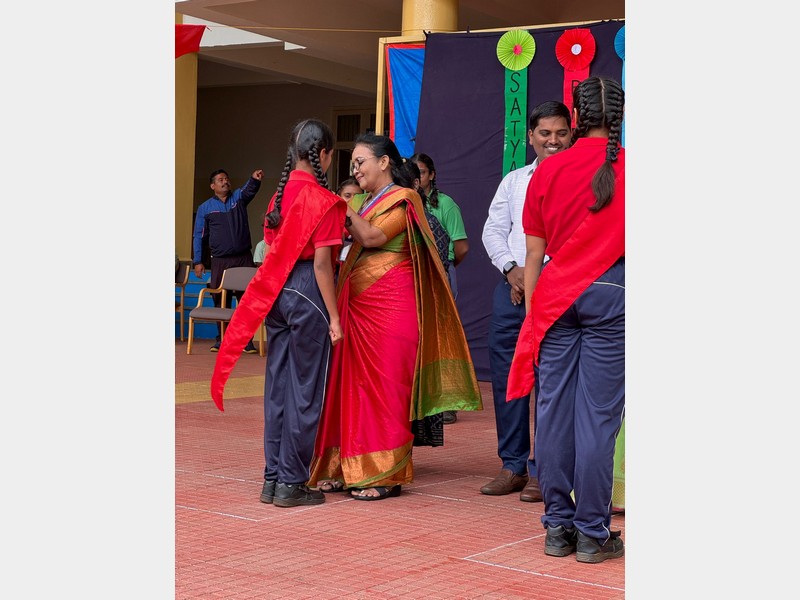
[192,168,263,352]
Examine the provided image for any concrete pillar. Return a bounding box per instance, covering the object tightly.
[175,13,198,263]
[401,0,458,36]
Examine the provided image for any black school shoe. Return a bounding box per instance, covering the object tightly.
[260,480,276,504]
[576,530,625,563]
[544,525,578,557]
[272,483,325,508]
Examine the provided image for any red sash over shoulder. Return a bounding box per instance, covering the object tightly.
[507,167,625,400]
[210,183,345,411]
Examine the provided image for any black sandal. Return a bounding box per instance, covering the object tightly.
[350,485,401,501]
[318,480,347,493]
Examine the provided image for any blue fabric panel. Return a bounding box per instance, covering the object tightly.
[387,45,425,158]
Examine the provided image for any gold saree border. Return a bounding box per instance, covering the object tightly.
[309,442,414,488]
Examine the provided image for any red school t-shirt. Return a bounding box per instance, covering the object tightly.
[522,137,625,258]
[263,170,344,260]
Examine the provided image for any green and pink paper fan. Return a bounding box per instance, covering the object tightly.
[496,29,535,71]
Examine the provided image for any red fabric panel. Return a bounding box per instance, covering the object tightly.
[210,183,345,411]
[507,165,624,400]
[175,24,206,59]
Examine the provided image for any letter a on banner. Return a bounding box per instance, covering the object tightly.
[496,30,536,178]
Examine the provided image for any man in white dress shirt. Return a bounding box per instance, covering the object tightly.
[480,101,572,501]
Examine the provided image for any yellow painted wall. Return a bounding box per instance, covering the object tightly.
[175,14,197,263]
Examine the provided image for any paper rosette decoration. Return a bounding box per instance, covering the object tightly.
[555,28,596,114]
[496,30,535,177]
[496,29,536,71]
[614,25,625,62]
[615,26,626,147]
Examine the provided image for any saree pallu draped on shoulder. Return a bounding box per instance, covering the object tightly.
[507,167,625,400]
[309,187,481,488]
[209,182,346,411]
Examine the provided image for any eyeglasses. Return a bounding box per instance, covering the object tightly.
[350,156,379,173]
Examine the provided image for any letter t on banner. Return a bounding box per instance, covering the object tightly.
[496,30,536,178]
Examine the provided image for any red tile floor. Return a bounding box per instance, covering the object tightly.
[176,339,624,599]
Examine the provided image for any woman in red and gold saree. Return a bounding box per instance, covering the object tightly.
[308,134,481,500]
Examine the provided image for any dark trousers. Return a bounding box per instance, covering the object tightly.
[488,279,535,477]
[209,252,255,337]
[263,261,331,484]
[536,259,625,541]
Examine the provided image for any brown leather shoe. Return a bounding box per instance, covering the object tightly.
[519,477,543,502]
[480,469,528,495]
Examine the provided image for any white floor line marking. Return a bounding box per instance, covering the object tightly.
[463,535,543,559]
[409,474,476,487]
[403,490,536,514]
[175,505,261,521]
[461,558,624,592]
[175,470,259,484]
[177,498,349,523]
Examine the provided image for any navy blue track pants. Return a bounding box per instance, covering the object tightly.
[536,258,625,541]
[488,279,536,477]
[263,261,332,485]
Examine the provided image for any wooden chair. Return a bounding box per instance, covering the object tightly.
[175,260,192,342]
[186,266,265,356]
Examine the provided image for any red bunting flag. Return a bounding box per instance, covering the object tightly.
[175,24,207,59]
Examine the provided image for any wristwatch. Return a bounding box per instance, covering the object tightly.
[502,260,517,277]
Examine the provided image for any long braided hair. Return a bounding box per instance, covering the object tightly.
[410,152,440,208]
[265,118,334,229]
[571,76,624,213]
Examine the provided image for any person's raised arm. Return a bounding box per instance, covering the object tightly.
[240,169,264,205]
[313,245,342,345]
[523,235,546,314]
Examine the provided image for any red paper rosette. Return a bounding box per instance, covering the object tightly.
[555,28,596,71]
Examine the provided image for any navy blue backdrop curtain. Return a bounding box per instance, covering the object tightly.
[414,20,624,380]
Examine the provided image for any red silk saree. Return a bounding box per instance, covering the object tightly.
[308,186,481,489]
